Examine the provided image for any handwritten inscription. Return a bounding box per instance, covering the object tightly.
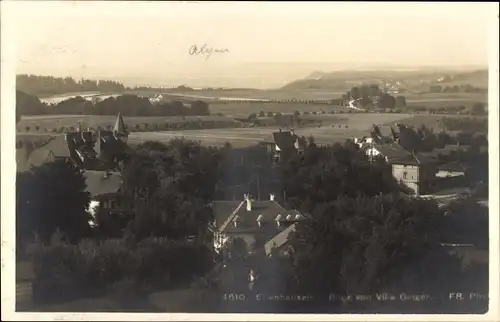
[189,44,229,60]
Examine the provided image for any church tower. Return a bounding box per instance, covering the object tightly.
[113,112,128,143]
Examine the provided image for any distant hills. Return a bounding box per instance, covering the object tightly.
[282,69,488,91]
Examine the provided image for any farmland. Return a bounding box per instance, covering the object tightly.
[127,113,416,147]
[17,115,241,134]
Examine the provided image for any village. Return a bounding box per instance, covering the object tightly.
[15,110,489,313]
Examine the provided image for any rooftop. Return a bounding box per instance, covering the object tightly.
[264,222,297,256]
[213,197,303,234]
[83,170,122,197]
[272,130,302,151]
[437,161,468,172]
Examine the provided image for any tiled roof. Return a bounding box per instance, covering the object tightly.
[371,143,411,160]
[213,199,300,234]
[27,135,72,169]
[264,222,297,256]
[272,131,298,151]
[83,170,122,197]
[370,143,437,165]
[378,125,397,139]
[437,161,467,172]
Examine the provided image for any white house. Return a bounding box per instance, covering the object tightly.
[210,193,305,255]
[436,162,467,178]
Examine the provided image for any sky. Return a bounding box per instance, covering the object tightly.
[6,1,497,89]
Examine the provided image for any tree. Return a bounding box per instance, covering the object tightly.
[287,194,452,298]
[17,160,92,246]
[16,90,47,116]
[190,100,210,116]
[395,96,406,109]
[350,87,360,100]
[281,141,404,212]
[379,94,396,110]
[471,103,485,115]
[121,139,221,240]
[443,197,488,249]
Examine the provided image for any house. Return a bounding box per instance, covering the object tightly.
[259,128,305,162]
[24,113,129,172]
[210,193,306,256]
[84,170,124,225]
[436,161,467,178]
[263,222,297,257]
[364,143,437,196]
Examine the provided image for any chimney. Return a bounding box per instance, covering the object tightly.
[270,193,275,201]
[244,193,252,211]
[246,198,252,211]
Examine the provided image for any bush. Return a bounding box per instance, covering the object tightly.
[28,235,214,305]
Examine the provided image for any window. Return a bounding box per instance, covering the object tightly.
[403,171,408,179]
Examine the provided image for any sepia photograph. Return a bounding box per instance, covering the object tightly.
[1,1,499,320]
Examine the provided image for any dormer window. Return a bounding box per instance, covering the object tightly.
[275,214,282,227]
[256,214,263,227]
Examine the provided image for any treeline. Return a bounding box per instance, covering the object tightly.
[429,84,487,94]
[411,103,487,116]
[440,116,488,132]
[17,75,126,97]
[372,123,488,151]
[340,84,402,110]
[16,90,210,117]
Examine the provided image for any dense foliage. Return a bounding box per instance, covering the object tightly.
[17,75,125,96]
[16,136,489,313]
[118,139,220,240]
[281,141,404,212]
[16,160,92,248]
[28,235,213,305]
[16,90,210,117]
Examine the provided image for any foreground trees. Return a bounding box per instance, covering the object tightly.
[287,194,446,295]
[281,141,404,212]
[15,90,211,117]
[16,160,92,247]
[118,139,221,240]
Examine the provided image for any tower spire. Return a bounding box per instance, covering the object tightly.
[113,112,126,134]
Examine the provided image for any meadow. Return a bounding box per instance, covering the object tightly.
[17,115,241,134]
[127,113,416,147]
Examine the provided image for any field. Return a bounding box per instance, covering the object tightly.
[127,113,416,147]
[17,115,240,134]
[177,92,488,118]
